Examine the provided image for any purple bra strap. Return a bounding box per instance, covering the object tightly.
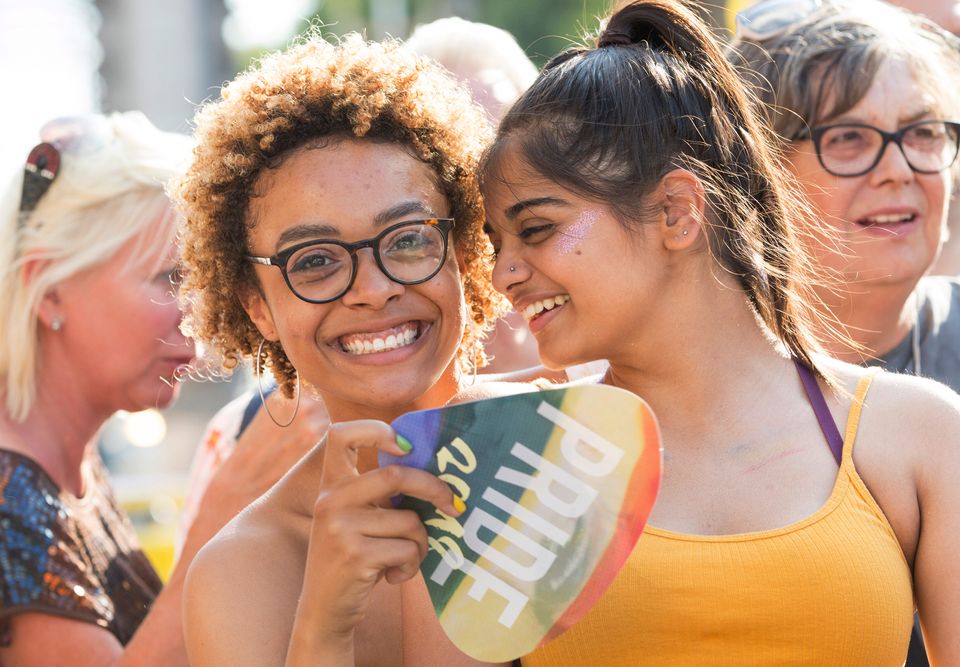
[794,359,844,465]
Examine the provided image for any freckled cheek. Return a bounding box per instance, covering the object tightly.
[270,305,330,356]
[425,270,468,344]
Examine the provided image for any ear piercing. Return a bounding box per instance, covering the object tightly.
[51,318,63,332]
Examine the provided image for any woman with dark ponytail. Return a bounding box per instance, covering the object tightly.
[481,0,960,664]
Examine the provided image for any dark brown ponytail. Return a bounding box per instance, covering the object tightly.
[482,0,827,375]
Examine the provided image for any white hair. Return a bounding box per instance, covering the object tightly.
[0,111,192,421]
[404,17,538,118]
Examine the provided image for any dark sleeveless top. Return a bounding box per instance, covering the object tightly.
[0,449,162,646]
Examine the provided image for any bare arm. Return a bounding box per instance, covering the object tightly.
[859,372,960,665]
[0,566,188,667]
[284,421,462,666]
[909,385,960,664]
[181,521,307,667]
[0,395,329,667]
[182,421,463,667]
[178,391,329,550]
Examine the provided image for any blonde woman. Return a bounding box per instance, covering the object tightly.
[0,113,272,666]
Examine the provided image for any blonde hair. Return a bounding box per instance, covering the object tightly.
[0,111,191,421]
[175,33,503,396]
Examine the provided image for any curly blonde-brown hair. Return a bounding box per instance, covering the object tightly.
[175,33,503,395]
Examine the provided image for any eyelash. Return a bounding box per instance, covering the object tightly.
[518,223,555,242]
[486,222,555,257]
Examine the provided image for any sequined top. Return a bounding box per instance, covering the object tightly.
[0,449,162,646]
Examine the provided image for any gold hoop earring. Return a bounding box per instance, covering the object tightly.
[256,338,301,428]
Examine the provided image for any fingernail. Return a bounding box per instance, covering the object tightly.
[453,495,466,514]
[396,435,413,453]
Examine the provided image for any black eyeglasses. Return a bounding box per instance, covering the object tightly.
[795,120,960,178]
[247,218,454,304]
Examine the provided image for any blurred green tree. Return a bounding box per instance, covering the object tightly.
[231,0,729,71]
[307,0,610,66]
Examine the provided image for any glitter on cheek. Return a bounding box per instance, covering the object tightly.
[557,209,600,255]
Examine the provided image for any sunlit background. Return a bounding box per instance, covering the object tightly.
[0,0,733,578]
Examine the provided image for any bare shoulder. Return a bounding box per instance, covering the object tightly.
[819,356,960,460]
[818,356,960,562]
[184,483,310,666]
[450,380,542,405]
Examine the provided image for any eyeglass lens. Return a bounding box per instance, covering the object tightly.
[285,222,447,302]
[816,122,960,176]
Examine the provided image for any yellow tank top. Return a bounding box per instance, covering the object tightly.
[523,372,914,666]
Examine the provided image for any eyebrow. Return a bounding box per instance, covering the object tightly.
[503,196,570,220]
[273,200,439,252]
[275,223,339,252]
[829,106,934,127]
[373,200,438,226]
[899,107,936,125]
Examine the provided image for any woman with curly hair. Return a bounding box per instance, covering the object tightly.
[175,34,507,666]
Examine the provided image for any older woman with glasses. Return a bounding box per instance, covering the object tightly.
[729,2,960,663]
[0,112,280,667]
[730,0,960,386]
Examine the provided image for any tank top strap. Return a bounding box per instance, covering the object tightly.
[841,367,882,461]
[794,359,844,464]
[795,360,882,465]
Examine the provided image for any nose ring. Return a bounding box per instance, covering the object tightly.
[509,265,516,272]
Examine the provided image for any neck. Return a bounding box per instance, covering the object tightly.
[811,278,918,362]
[602,278,798,454]
[285,363,465,516]
[0,371,110,497]
[321,363,463,427]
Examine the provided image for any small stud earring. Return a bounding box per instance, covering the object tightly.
[51,318,63,332]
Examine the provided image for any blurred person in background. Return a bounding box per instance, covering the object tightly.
[729,1,960,663]
[174,380,329,557]
[404,16,538,122]
[730,0,960,278]
[729,0,960,386]
[0,112,282,666]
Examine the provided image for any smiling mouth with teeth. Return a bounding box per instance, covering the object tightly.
[522,295,570,322]
[338,322,422,355]
[857,213,917,226]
